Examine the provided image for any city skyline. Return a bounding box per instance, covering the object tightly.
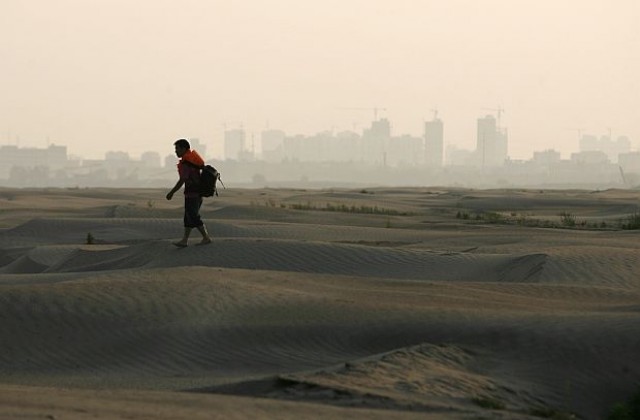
[0,114,633,165]
[2,107,638,162]
[2,1,639,160]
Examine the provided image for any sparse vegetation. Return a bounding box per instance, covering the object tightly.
[452,209,620,231]
[528,407,577,419]
[289,202,410,216]
[86,232,95,245]
[607,387,640,420]
[472,395,506,410]
[620,212,640,230]
[559,212,576,227]
[484,212,504,223]
[456,211,470,220]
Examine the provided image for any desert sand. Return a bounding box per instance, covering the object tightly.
[1,186,639,419]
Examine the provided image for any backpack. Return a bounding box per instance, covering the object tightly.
[183,161,224,197]
[199,164,223,197]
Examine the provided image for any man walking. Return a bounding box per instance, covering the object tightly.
[166,139,212,247]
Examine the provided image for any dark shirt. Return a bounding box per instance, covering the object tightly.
[178,162,201,197]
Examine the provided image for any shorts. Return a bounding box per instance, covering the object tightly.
[183,196,204,228]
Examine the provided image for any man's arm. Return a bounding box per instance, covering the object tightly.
[166,179,185,200]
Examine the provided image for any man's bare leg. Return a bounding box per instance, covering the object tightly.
[196,225,212,245]
[173,227,192,247]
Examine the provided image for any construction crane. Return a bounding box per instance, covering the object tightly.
[565,128,586,147]
[606,126,615,141]
[336,107,387,121]
[566,128,585,137]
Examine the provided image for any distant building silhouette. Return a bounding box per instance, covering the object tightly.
[261,129,285,152]
[335,130,360,162]
[283,134,304,161]
[619,151,640,174]
[571,150,609,165]
[476,115,507,167]
[424,117,444,168]
[387,134,423,166]
[2,112,638,190]
[579,134,599,152]
[261,129,285,163]
[0,144,68,180]
[105,151,130,161]
[532,149,561,166]
[140,151,162,168]
[164,154,176,168]
[224,129,245,161]
[362,118,390,165]
[446,145,474,167]
[579,134,630,163]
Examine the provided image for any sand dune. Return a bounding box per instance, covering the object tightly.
[1,187,639,419]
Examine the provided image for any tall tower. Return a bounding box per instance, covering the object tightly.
[424,117,444,168]
[476,115,507,167]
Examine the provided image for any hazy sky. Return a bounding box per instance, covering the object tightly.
[2,0,639,160]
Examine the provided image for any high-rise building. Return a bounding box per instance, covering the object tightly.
[424,118,444,168]
[362,118,391,164]
[224,129,245,161]
[476,115,507,167]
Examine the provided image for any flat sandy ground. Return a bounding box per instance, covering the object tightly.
[1,187,639,419]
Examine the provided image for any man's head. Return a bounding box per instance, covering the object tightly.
[174,139,191,158]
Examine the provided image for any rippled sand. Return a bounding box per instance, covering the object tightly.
[1,187,639,419]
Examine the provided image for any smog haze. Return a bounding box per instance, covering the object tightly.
[2,0,639,160]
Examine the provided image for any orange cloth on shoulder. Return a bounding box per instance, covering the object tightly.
[180,149,205,167]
